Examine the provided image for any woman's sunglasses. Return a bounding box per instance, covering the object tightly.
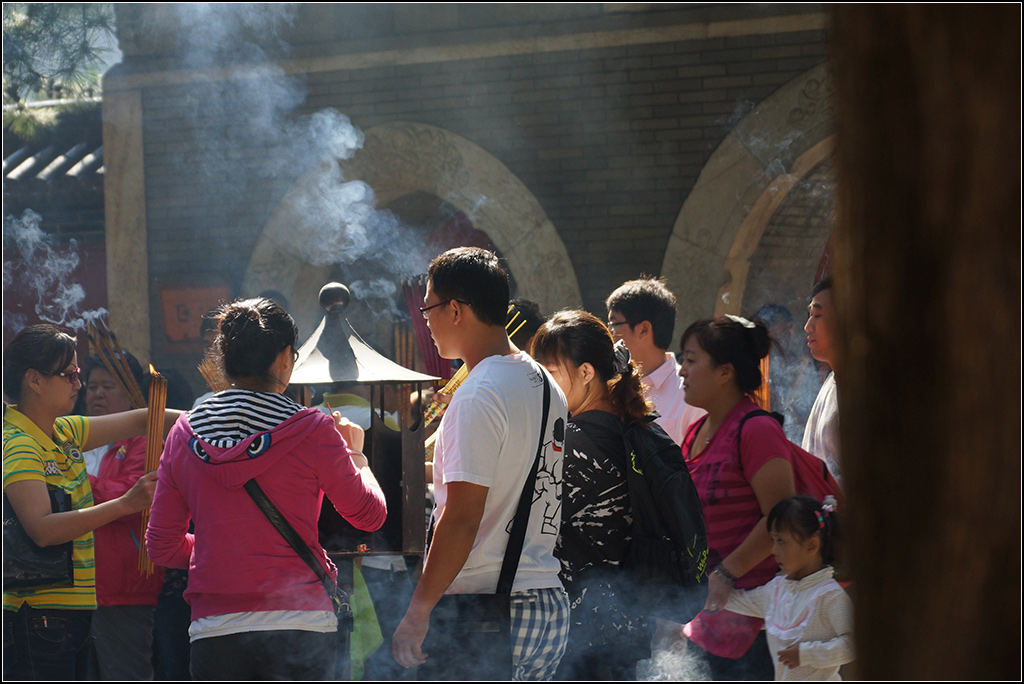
[37,366,81,384]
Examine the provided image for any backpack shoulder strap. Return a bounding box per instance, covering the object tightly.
[735,408,785,474]
[736,408,783,433]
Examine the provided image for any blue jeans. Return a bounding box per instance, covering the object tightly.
[3,604,92,681]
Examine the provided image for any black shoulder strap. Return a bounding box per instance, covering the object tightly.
[737,409,784,432]
[243,479,345,610]
[496,371,551,595]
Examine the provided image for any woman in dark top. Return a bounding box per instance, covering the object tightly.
[531,309,652,680]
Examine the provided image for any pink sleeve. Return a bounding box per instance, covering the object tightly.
[145,425,194,569]
[314,420,387,532]
[90,436,147,505]
[738,414,793,478]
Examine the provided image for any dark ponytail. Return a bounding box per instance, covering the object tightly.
[679,315,773,395]
[214,297,297,381]
[608,356,650,423]
[531,309,652,422]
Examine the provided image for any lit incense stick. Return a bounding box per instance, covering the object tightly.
[139,365,167,575]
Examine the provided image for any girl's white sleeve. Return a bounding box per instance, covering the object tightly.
[798,588,855,669]
[723,581,771,618]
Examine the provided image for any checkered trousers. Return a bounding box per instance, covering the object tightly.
[509,587,571,681]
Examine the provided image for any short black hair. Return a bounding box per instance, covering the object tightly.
[605,277,677,350]
[428,247,509,328]
[508,298,546,349]
[811,276,833,298]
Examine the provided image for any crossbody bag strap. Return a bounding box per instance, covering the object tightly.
[495,370,551,596]
[243,479,342,607]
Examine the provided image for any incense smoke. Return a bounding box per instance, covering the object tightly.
[349,278,402,320]
[2,209,99,332]
[163,4,426,289]
[715,94,837,438]
[637,639,711,681]
[724,96,833,199]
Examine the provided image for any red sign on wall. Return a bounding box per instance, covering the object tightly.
[159,286,230,353]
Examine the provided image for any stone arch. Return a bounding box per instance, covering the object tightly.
[740,146,837,321]
[662,61,836,337]
[243,121,581,333]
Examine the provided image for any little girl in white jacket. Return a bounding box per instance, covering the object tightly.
[725,496,853,680]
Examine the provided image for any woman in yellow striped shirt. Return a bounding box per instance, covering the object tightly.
[3,324,179,680]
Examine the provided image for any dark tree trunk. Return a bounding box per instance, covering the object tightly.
[830,5,1020,679]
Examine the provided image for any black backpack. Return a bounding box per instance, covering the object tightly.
[621,414,709,623]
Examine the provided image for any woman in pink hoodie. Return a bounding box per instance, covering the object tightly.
[146,297,387,680]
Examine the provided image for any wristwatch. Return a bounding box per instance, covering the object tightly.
[713,563,737,587]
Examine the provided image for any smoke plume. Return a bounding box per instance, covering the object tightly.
[2,209,97,332]
[163,4,427,295]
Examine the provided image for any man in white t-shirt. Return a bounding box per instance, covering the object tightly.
[802,276,842,487]
[393,247,570,680]
[605,277,705,446]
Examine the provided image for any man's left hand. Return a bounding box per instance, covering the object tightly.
[393,611,430,668]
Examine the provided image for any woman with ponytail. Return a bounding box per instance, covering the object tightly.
[677,316,796,680]
[145,298,386,680]
[531,309,654,680]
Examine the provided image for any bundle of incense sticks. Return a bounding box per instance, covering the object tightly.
[422,364,468,427]
[422,304,528,428]
[85,321,146,409]
[197,356,230,392]
[395,321,416,372]
[753,354,771,411]
[139,366,167,575]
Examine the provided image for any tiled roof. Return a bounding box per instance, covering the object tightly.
[3,142,104,181]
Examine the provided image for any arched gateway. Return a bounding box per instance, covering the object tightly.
[662,61,837,336]
[243,121,581,334]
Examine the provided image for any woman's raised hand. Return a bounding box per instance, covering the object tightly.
[121,471,158,514]
[332,412,366,454]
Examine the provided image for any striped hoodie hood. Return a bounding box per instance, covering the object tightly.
[176,389,326,488]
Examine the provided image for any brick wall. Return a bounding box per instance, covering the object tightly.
[133,13,828,366]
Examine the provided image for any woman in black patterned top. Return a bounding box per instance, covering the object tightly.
[531,310,653,680]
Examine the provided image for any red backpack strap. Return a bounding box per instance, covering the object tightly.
[735,409,785,473]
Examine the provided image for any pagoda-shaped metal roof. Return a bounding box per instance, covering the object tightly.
[290,282,438,385]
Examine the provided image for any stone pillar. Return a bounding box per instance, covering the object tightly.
[101,80,150,362]
[830,6,1020,679]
